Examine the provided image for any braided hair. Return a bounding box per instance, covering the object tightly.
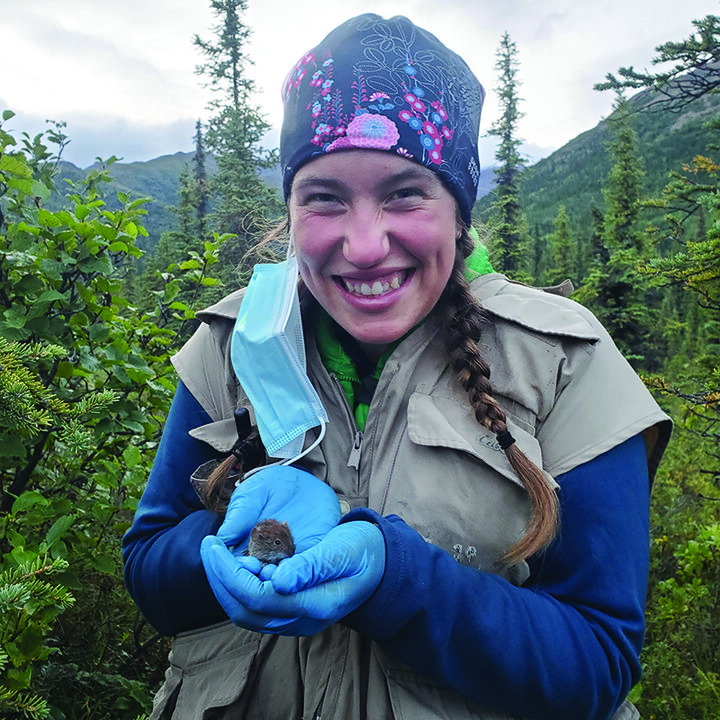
[433,228,559,565]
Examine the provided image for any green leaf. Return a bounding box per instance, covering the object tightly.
[0,434,26,457]
[11,546,37,565]
[122,445,142,468]
[37,208,63,227]
[3,109,16,120]
[46,515,74,547]
[0,153,30,177]
[12,491,49,512]
[17,624,44,661]
[74,203,90,221]
[179,258,202,270]
[91,553,116,574]
[30,179,51,202]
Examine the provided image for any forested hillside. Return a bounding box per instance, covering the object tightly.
[475,83,720,234]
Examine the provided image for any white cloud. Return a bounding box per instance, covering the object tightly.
[1,0,716,166]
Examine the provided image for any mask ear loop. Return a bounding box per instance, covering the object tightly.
[286,230,295,261]
[238,419,327,483]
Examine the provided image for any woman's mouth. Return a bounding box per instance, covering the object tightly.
[338,270,409,297]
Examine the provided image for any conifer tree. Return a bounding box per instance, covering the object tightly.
[583,204,609,274]
[596,14,720,114]
[543,205,576,286]
[487,32,533,280]
[193,119,210,241]
[195,0,280,274]
[575,92,654,367]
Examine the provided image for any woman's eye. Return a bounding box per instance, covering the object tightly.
[388,187,423,203]
[306,192,339,204]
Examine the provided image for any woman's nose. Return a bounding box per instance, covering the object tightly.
[342,211,390,268]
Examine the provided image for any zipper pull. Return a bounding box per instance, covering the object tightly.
[347,430,363,469]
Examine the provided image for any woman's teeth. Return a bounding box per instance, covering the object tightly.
[344,275,402,296]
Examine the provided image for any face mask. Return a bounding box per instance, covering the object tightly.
[231,254,328,460]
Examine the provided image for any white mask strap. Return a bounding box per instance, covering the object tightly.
[238,419,327,483]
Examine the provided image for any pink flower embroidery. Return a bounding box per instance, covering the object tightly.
[397,147,414,158]
[369,91,391,101]
[345,114,400,150]
[398,109,415,123]
[326,136,355,152]
[429,148,442,165]
[431,101,449,121]
[422,121,440,138]
[315,123,333,137]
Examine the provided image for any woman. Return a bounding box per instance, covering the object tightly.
[123,14,671,720]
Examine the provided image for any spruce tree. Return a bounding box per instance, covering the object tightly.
[195,0,280,275]
[543,205,576,286]
[486,32,533,281]
[193,119,210,241]
[575,92,654,367]
[596,14,720,114]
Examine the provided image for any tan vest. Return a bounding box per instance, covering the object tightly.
[152,274,669,719]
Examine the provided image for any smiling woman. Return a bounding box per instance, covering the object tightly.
[290,151,459,356]
[123,13,671,720]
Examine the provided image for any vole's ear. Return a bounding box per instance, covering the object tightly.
[282,521,290,529]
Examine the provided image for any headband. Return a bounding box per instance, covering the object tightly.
[280,14,485,223]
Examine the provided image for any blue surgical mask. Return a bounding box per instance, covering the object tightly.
[231,253,328,460]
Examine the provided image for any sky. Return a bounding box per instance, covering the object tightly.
[1,0,718,169]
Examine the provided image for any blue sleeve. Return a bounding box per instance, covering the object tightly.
[343,433,650,720]
[122,381,228,636]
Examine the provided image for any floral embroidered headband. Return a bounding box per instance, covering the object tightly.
[279,14,485,224]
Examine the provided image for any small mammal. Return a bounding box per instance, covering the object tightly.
[247,519,295,565]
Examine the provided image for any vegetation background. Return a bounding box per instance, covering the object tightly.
[1,3,719,718]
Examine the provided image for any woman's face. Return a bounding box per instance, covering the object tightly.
[289,150,459,358]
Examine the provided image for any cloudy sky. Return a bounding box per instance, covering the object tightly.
[1,0,717,169]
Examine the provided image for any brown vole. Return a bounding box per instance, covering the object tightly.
[247,519,295,566]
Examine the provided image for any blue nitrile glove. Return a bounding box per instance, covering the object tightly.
[215,465,342,557]
[200,520,385,635]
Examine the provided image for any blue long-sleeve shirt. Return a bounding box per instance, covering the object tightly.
[123,381,650,719]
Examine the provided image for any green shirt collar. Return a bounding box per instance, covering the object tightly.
[315,232,494,430]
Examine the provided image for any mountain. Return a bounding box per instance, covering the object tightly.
[56,152,279,251]
[475,85,720,236]
[56,80,720,253]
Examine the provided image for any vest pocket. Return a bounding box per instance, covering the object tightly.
[377,649,516,720]
[408,389,557,491]
[150,621,261,719]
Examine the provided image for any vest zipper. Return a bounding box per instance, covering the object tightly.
[347,430,363,469]
[329,374,364,470]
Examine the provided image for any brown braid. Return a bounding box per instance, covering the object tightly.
[434,228,559,565]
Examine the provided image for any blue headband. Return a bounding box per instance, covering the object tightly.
[280,14,485,224]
